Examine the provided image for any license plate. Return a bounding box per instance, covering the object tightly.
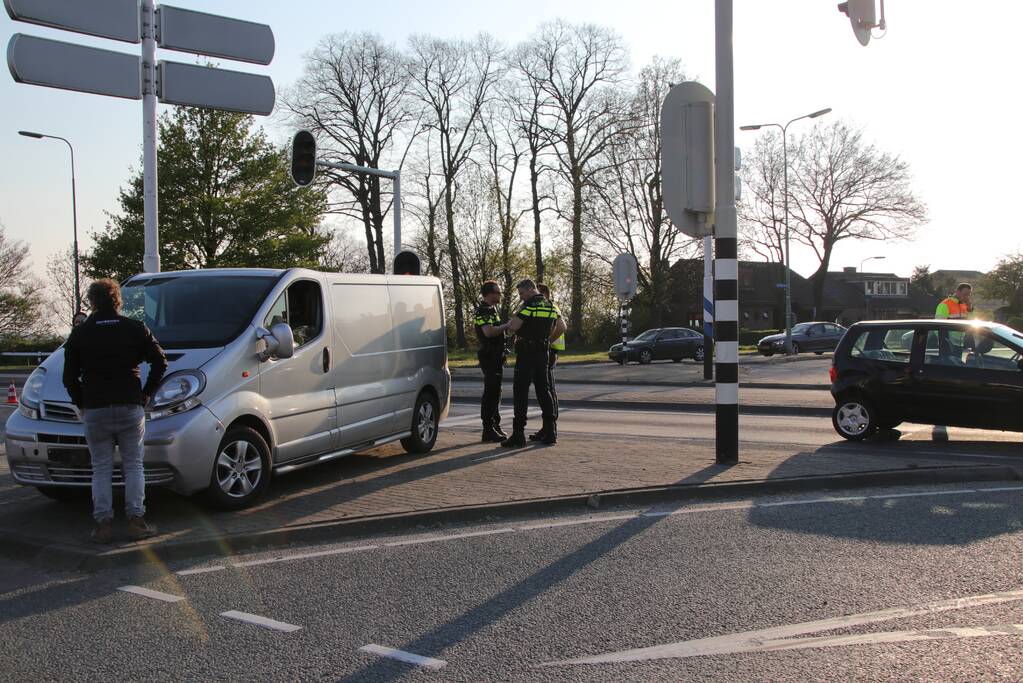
[48,449,91,467]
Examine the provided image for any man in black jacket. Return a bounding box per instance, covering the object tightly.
[63,279,168,543]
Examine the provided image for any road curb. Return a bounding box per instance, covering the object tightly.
[448,375,828,391]
[2,464,1017,572]
[450,397,831,417]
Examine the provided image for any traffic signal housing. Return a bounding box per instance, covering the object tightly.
[291,130,317,187]
[393,250,421,276]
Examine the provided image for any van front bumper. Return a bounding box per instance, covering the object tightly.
[4,404,225,496]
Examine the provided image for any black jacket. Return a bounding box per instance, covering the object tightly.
[62,312,168,409]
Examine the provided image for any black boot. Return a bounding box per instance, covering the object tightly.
[528,428,547,441]
[541,421,557,445]
[501,430,526,448]
[481,428,505,443]
[492,422,508,439]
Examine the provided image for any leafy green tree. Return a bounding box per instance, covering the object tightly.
[89,107,329,281]
[983,252,1023,311]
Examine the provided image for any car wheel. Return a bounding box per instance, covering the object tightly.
[761,350,774,357]
[639,349,653,365]
[814,351,824,355]
[832,399,878,441]
[694,346,705,362]
[791,342,800,354]
[35,486,90,503]
[205,426,272,510]
[401,391,440,454]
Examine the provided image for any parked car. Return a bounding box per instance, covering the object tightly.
[829,319,1023,440]
[6,268,451,509]
[608,327,705,364]
[758,322,847,356]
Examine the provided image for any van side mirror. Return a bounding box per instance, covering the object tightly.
[256,323,296,361]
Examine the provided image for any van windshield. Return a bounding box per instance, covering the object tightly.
[120,275,279,348]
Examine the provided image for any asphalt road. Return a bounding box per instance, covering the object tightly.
[3,482,1023,681]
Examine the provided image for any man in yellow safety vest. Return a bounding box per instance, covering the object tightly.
[935,283,973,319]
[533,284,565,441]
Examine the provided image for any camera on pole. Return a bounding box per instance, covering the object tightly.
[393,250,421,276]
[290,130,316,187]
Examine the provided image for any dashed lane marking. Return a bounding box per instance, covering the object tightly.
[359,644,447,670]
[220,610,301,633]
[117,585,185,603]
[173,486,1017,577]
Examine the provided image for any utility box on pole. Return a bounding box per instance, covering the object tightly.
[660,82,716,238]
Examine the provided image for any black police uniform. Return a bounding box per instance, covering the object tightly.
[473,300,506,437]
[509,294,558,438]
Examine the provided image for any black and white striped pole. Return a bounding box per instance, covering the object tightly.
[612,253,639,366]
[619,302,630,365]
[713,0,739,463]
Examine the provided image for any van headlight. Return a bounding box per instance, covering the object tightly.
[19,367,45,419]
[148,370,206,420]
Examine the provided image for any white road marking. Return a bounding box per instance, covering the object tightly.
[359,644,447,670]
[383,528,515,547]
[171,486,1017,577]
[220,610,301,633]
[175,565,227,576]
[117,585,185,603]
[546,588,1023,665]
[723,623,1023,655]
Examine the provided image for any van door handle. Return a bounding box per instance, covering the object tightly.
[322,347,331,373]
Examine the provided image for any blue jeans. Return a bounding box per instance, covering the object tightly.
[83,405,146,522]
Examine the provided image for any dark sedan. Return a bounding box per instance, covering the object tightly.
[757,322,847,356]
[609,327,705,364]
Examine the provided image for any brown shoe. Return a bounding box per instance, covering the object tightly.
[91,519,113,544]
[126,516,157,541]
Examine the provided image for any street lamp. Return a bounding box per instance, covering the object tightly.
[18,130,81,321]
[741,107,831,355]
[860,255,886,272]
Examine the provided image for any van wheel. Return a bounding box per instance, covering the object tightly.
[204,426,271,510]
[36,486,89,503]
[832,399,878,441]
[402,392,439,454]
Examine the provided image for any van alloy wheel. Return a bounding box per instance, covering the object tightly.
[417,401,436,444]
[216,439,263,498]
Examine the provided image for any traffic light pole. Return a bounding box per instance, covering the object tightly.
[714,0,739,464]
[141,0,160,274]
[703,235,714,381]
[315,160,402,253]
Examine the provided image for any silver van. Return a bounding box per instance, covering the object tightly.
[4,268,450,508]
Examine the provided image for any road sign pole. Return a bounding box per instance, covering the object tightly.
[703,235,713,381]
[141,0,159,273]
[393,169,402,254]
[714,0,739,465]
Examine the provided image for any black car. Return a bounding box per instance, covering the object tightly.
[830,319,1023,440]
[608,327,705,364]
[758,322,847,356]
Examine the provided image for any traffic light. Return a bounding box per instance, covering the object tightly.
[291,130,316,187]
[393,250,421,276]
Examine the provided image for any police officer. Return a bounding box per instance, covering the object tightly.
[531,283,565,441]
[474,281,508,442]
[501,279,567,447]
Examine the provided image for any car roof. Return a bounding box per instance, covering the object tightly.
[848,319,1006,330]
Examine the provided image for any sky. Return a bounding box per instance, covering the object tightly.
[2,0,1020,286]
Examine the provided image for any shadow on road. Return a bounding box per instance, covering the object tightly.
[336,463,733,682]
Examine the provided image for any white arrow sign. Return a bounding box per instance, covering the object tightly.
[3,0,140,43]
[7,33,141,99]
[158,61,275,115]
[157,5,275,65]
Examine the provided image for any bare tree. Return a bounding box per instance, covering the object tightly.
[404,132,447,277]
[46,247,87,328]
[319,226,371,273]
[738,131,786,264]
[786,121,928,311]
[284,33,420,273]
[0,224,46,340]
[532,20,630,343]
[408,33,504,347]
[590,57,697,327]
[510,43,557,283]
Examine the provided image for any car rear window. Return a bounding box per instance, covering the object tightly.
[849,328,915,363]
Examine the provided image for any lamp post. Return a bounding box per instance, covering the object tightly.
[740,107,831,355]
[18,130,81,319]
[860,255,886,272]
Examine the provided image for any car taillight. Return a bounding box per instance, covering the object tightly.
[829,366,837,383]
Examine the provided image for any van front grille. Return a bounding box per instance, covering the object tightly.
[41,402,80,423]
[12,462,175,486]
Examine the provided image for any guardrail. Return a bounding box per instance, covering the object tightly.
[0,351,53,365]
